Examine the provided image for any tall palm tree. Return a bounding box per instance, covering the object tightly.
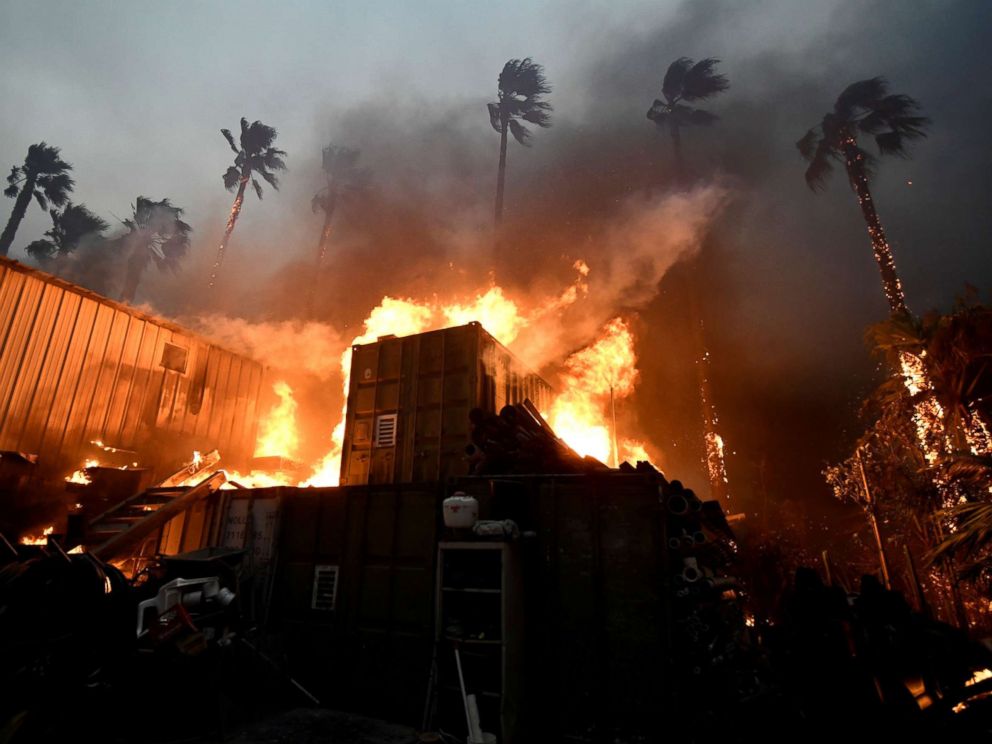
[208,118,287,288]
[308,144,367,315]
[797,78,928,317]
[24,202,107,270]
[646,57,732,503]
[1,143,74,257]
[487,58,552,228]
[119,197,192,303]
[646,58,728,184]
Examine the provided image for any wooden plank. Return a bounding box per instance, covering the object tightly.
[92,471,227,560]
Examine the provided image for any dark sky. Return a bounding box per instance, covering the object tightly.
[1,0,990,546]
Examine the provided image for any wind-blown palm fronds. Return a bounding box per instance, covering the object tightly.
[209,118,287,288]
[488,58,552,227]
[120,196,192,303]
[646,57,728,183]
[797,78,928,316]
[1,143,74,256]
[25,202,107,270]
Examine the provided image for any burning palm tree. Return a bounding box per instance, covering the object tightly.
[24,202,107,271]
[646,57,732,503]
[488,58,552,228]
[647,58,728,184]
[119,197,192,303]
[209,118,287,288]
[1,143,74,257]
[797,78,928,317]
[308,145,367,314]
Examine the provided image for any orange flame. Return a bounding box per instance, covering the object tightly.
[254,381,300,459]
[546,317,639,465]
[20,525,54,545]
[65,458,99,484]
[242,263,659,486]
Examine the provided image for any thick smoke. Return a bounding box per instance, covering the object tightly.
[3,0,989,554]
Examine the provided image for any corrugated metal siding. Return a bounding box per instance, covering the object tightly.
[340,322,554,486]
[0,257,264,481]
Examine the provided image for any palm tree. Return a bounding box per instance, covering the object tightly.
[308,144,367,314]
[1,143,74,257]
[797,78,929,317]
[487,58,552,228]
[24,202,107,270]
[208,118,287,288]
[119,197,192,303]
[646,57,731,503]
[646,58,728,184]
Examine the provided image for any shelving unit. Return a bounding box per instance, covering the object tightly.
[435,541,521,744]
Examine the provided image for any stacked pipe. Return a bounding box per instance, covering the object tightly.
[662,478,753,705]
[466,400,610,476]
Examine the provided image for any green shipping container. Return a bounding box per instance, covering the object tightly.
[340,322,553,485]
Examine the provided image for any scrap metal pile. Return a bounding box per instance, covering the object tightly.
[660,478,761,712]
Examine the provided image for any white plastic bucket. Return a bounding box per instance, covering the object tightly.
[443,492,479,528]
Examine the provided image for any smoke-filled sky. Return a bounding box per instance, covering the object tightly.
[2,0,991,547]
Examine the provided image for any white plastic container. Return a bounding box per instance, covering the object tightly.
[443,492,479,529]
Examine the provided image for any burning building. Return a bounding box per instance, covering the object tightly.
[0,257,265,493]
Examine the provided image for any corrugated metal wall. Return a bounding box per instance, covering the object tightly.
[0,258,263,480]
[340,322,554,485]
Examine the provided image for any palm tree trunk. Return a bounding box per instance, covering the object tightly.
[0,177,36,257]
[120,247,145,304]
[670,123,686,187]
[208,174,249,289]
[494,123,508,229]
[306,198,337,318]
[686,267,730,502]
[842,138,909,317]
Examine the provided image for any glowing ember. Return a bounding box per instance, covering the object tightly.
[966,668,992,687]
[20,526,54,545]
[254,381,300,459]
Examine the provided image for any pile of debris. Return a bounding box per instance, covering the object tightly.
[466,400,611,475]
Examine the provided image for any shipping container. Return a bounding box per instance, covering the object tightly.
[267,472,675,739]
[340,322,554,485]
[0,257,264,484]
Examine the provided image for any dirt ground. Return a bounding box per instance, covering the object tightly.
[212,708,420,744]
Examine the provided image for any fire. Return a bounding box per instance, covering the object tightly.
[65,458,99,484]
[546,317,639,465]
[219,469,293,490]
[302,297,435,487]
[20,526,54,545]
[254,381,300,459]
[443,286,528,344]
[303,273,604,485]
[618,439,659,468]
[243,261,658,486]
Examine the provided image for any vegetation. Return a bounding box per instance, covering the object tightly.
[209,118,287,288]
[488,58,552,228]
[1,143,74,257]
[24,202,107,270]
[798,78,929,317]
[308,145,367,313]
[119,197,192,303]
[826,299,992,612]
[647,57,728,184]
